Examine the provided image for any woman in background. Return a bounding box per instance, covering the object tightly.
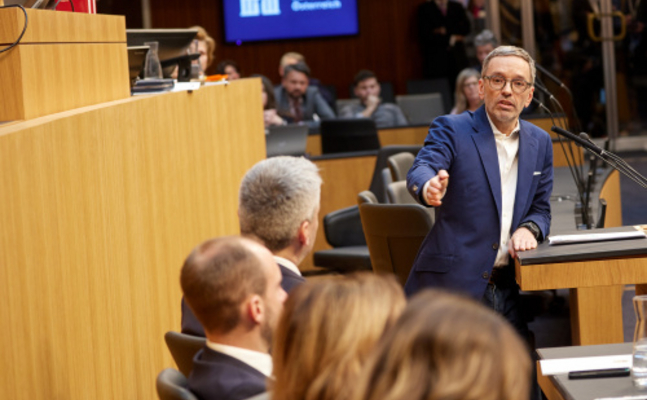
[190,26,216,74]
[271,273,406,400]
[450,68,482,114]
[216,60,242,80]
[254,74,288,128]
[352,290,531,400]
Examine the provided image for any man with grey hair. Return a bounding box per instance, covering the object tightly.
[474,29,498,71]
[405,46,552,337]
[182,156,322,336]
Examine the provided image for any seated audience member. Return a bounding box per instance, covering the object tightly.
[274,62,335,127]
[450,68,483,114]
[278,51,335,109]
[271,273,406,400]
[181,156,322,336]
[254,74,289,127]
[473,29,498,71]
[216,59,242,80]
[340,70,408,128]
[181,236,287,400]
[351,290,531,400]
[190,26,216,74]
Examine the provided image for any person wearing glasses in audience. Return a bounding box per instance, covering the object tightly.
[450,68,483,114]
[405,46,553,338]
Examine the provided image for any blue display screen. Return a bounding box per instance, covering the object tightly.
[223,0,359,43]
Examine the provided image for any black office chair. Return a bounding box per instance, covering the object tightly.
[406,78,452,114]
[156,368,197,400]
[320,119,380,154]
[164,331,205,378]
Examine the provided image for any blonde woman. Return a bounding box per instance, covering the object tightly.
[271,273,406,400]
[450,68,482,114]
[352,290,531,400]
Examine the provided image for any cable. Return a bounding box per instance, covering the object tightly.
[70,0,75,12]
[0,4,28,55]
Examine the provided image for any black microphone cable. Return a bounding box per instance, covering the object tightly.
[0,4,28,54]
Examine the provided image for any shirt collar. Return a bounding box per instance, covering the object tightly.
[486,112,520,138]
[273,255,301,276]
[206,340,273,377]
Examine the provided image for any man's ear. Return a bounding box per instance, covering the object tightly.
[247,294,265,325]
[297,219,311,247]
[478,78,485,100]
[524,87,535,108]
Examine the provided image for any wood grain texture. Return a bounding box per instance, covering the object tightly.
[0,8,125,45]
[569,285,625,345]
[301,155,376,269]
[0,78,265,400]
[0,43,130,121]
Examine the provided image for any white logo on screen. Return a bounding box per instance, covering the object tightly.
[240,0,281,17]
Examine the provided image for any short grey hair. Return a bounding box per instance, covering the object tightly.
[239,156,322,252]
[481,45,536,85]
[474,29,498,48]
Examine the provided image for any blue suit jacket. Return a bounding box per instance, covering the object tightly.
[181,264,305,337]
[188,346,267,400]
[404,106,553,298]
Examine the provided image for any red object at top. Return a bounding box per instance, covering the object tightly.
[55,0,96,14]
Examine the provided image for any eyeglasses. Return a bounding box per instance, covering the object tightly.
[483,75,532,93]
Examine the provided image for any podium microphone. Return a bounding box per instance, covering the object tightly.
[535,63,569,91]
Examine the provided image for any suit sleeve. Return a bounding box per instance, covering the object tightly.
[521,133,553,240]
[406,116,457,205]
[313,90,336,119]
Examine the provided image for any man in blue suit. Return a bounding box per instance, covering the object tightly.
[405,46,553,335]
[181,236,287,400]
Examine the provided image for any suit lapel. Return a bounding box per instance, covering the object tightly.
[471,107,502,225]
[512,122,538,229]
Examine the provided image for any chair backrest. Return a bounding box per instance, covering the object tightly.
[358,202,433,285]
[396,93,445,126]
[387,181,435,222]
[164,331,206,378]
[322,205,366,247]
[367,145,422,203]
[320,119,380,154]
[387,152,415,182]
[336,98,361,114]
[380,168,392,203]
[406,78,452,113]
[266,125,309,157]
[156,368,198,400]
[358,190,378,205]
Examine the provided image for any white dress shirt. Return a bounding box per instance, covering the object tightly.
[487,114,520,267]
[206,341,273,377]
[273,255,302,276]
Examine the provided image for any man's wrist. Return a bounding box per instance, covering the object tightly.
[519,221,541,240]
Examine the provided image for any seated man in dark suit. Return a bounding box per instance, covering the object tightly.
[182,156,322,336]
[274,62,335,128]
[181,236,287,400]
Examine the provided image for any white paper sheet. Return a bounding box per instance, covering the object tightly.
[548,230,646,245]
[540,354,632,375]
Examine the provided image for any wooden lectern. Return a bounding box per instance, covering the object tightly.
[0,8,129,121]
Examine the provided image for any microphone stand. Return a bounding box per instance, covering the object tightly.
[536,63,583,134]
[552,126,647,227]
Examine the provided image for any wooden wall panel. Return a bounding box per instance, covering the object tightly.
[147,0,427,98]
[0,79,265,400]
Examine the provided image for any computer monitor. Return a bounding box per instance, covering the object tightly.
[126,29,198,78]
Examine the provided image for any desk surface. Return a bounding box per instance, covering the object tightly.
[537,343,642,400]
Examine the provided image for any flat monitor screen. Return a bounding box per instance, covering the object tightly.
[223,0,359,43]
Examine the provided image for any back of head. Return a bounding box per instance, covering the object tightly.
[180,236,267,334]
[352,290,531,400]
[474,29,498,48]
[280,51,305,68]
[272,273,406,400]
[239,156,321,252]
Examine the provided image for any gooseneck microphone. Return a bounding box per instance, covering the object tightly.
[535,63,583,134]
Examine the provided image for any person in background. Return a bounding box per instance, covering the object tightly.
[274,62,335,127]
[182,236,287,400]
[450,68,483,114]
[340,70,409,128]
[278,51,335,109]
[217,59,242,80]
[181,156,322,337]
[351,290,531,400]
[254,74,289,128]
[473,29,498,72]
[190,25,216,74]
[270,273,406,400]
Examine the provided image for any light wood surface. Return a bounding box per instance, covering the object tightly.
[0,9,129,122]
[0,79,265,400]
[569,285,625,345]
[302,155,376,269]
[1,43,130,121]
[0,8,125,45]
[536,362,563,400]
